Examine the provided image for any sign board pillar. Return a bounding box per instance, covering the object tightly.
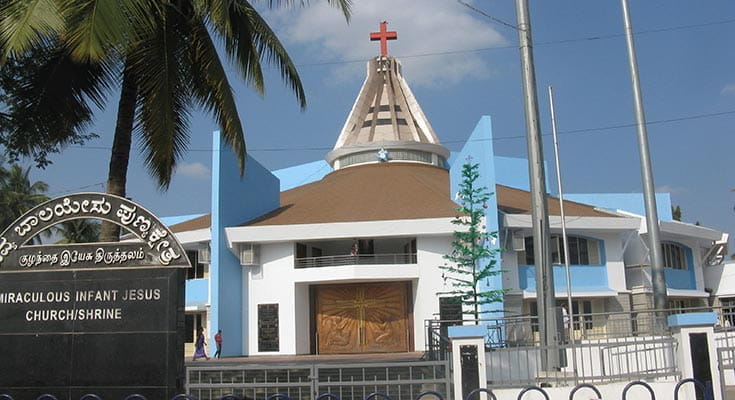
[0,193,190,399]
[668,312,722,400]
[449,325,487,400]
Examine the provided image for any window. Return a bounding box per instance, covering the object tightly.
[518,235,601,266]
[185,250,206,280]
[669,299,691,312]
[530,300,593,332]
[662,242,688,270]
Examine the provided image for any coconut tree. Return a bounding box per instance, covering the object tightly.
[0,0,351,241]
[49,219,101,244]
[0,163,49,231]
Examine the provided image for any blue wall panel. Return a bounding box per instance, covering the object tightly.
[210,131,280,356]
[449,116,503,317]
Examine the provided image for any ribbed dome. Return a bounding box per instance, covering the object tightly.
[326,56,449,170]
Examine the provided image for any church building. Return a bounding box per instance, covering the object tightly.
[166,24,729,357]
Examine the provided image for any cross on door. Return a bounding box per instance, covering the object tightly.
[332,288,384,347]
[370,21,397,57]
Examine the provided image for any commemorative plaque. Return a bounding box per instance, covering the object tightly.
[0,193,189,400]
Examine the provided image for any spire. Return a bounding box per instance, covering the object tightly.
[326,23,449,170]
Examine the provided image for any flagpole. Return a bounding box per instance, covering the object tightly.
[548,85,578,383]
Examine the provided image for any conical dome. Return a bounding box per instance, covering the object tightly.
[326,56,450,170]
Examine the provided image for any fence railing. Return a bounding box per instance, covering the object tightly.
[0,377,713,400]
[294,253,417,269]
[186,360,450,400]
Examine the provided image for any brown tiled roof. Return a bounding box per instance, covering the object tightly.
[496,185,616,217]
[167,164,616,233]
[169,214,211,233]
[245,163,458,226]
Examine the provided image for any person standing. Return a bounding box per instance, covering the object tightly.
[192,326,209,361]
[214,329,223,359]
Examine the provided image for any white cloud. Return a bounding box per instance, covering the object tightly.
[656,185,686,195]
[270,0,508,87]
[721,83,735,95]
[177,162,210,180]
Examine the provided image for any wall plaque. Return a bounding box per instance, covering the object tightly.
[0,193,189,400]
[258,303,279,352]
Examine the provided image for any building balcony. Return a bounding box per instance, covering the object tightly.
[185,278,209,309]
[625,264,695,290]
[295,253,417,268]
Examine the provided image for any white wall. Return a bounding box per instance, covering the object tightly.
[414,235,454,350]
[243,233,454,355]
[246,241,295,355]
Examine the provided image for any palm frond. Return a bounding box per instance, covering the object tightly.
[128,4,192,189]
[242,3,306,109]
[0,44,111,166]
[251,0,352,22]
[61,0,133,62]
[187,18,247,176]
[0,0,64,62]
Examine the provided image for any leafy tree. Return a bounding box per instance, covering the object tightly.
[0,0,352,241]
[0,162,49,232]
[438,162,505,322]
[671,205,682,221]
[48,219,101,244]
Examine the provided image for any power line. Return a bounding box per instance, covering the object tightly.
[292,17,735,67]
[455,0,520,31]
[69,108,735,153]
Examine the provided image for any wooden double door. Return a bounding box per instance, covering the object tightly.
[314,282,412,354]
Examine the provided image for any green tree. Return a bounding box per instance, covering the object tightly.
[0,162,49,231]
[49,219,101,244]
[438,162,505,322]
[0,0,351,241]
[671,205,682,221]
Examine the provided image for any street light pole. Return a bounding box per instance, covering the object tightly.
[515,0,559,369]
[620,0,668,313]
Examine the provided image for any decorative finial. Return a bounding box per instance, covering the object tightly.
[370,21,397,57]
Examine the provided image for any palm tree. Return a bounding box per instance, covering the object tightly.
[0,163,49,232]
[49,219,101,244]
[0,0,351,241]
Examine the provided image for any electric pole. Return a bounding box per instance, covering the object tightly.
[621,0,668,314]
[515,0,559,369]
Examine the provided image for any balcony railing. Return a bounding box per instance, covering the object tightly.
[294,253,417,269]
[625,263,696,290]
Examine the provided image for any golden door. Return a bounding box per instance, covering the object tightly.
[315,282,409,354]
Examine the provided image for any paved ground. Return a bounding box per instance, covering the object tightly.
[186,351,427,366]
[727,386,735,400]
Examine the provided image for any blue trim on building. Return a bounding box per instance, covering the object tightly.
[667,312,717,327]
[449,116,503,318]
[662,241,696,290]
[185,278,209,306]
[518,265,610,293]
[273,160,332,191]
[448,325,487,338]
[210,131,280,356]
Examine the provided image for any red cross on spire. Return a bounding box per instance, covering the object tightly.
[370,21,397,57]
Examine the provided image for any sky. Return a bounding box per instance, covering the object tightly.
[23,0,735,241]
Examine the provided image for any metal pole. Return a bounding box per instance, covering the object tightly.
[548,85,578,383]
[620,0,668,313]
[515,0,558,369]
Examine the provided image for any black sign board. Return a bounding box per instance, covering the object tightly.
[0,193,189,400]
[258,304,279,352]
